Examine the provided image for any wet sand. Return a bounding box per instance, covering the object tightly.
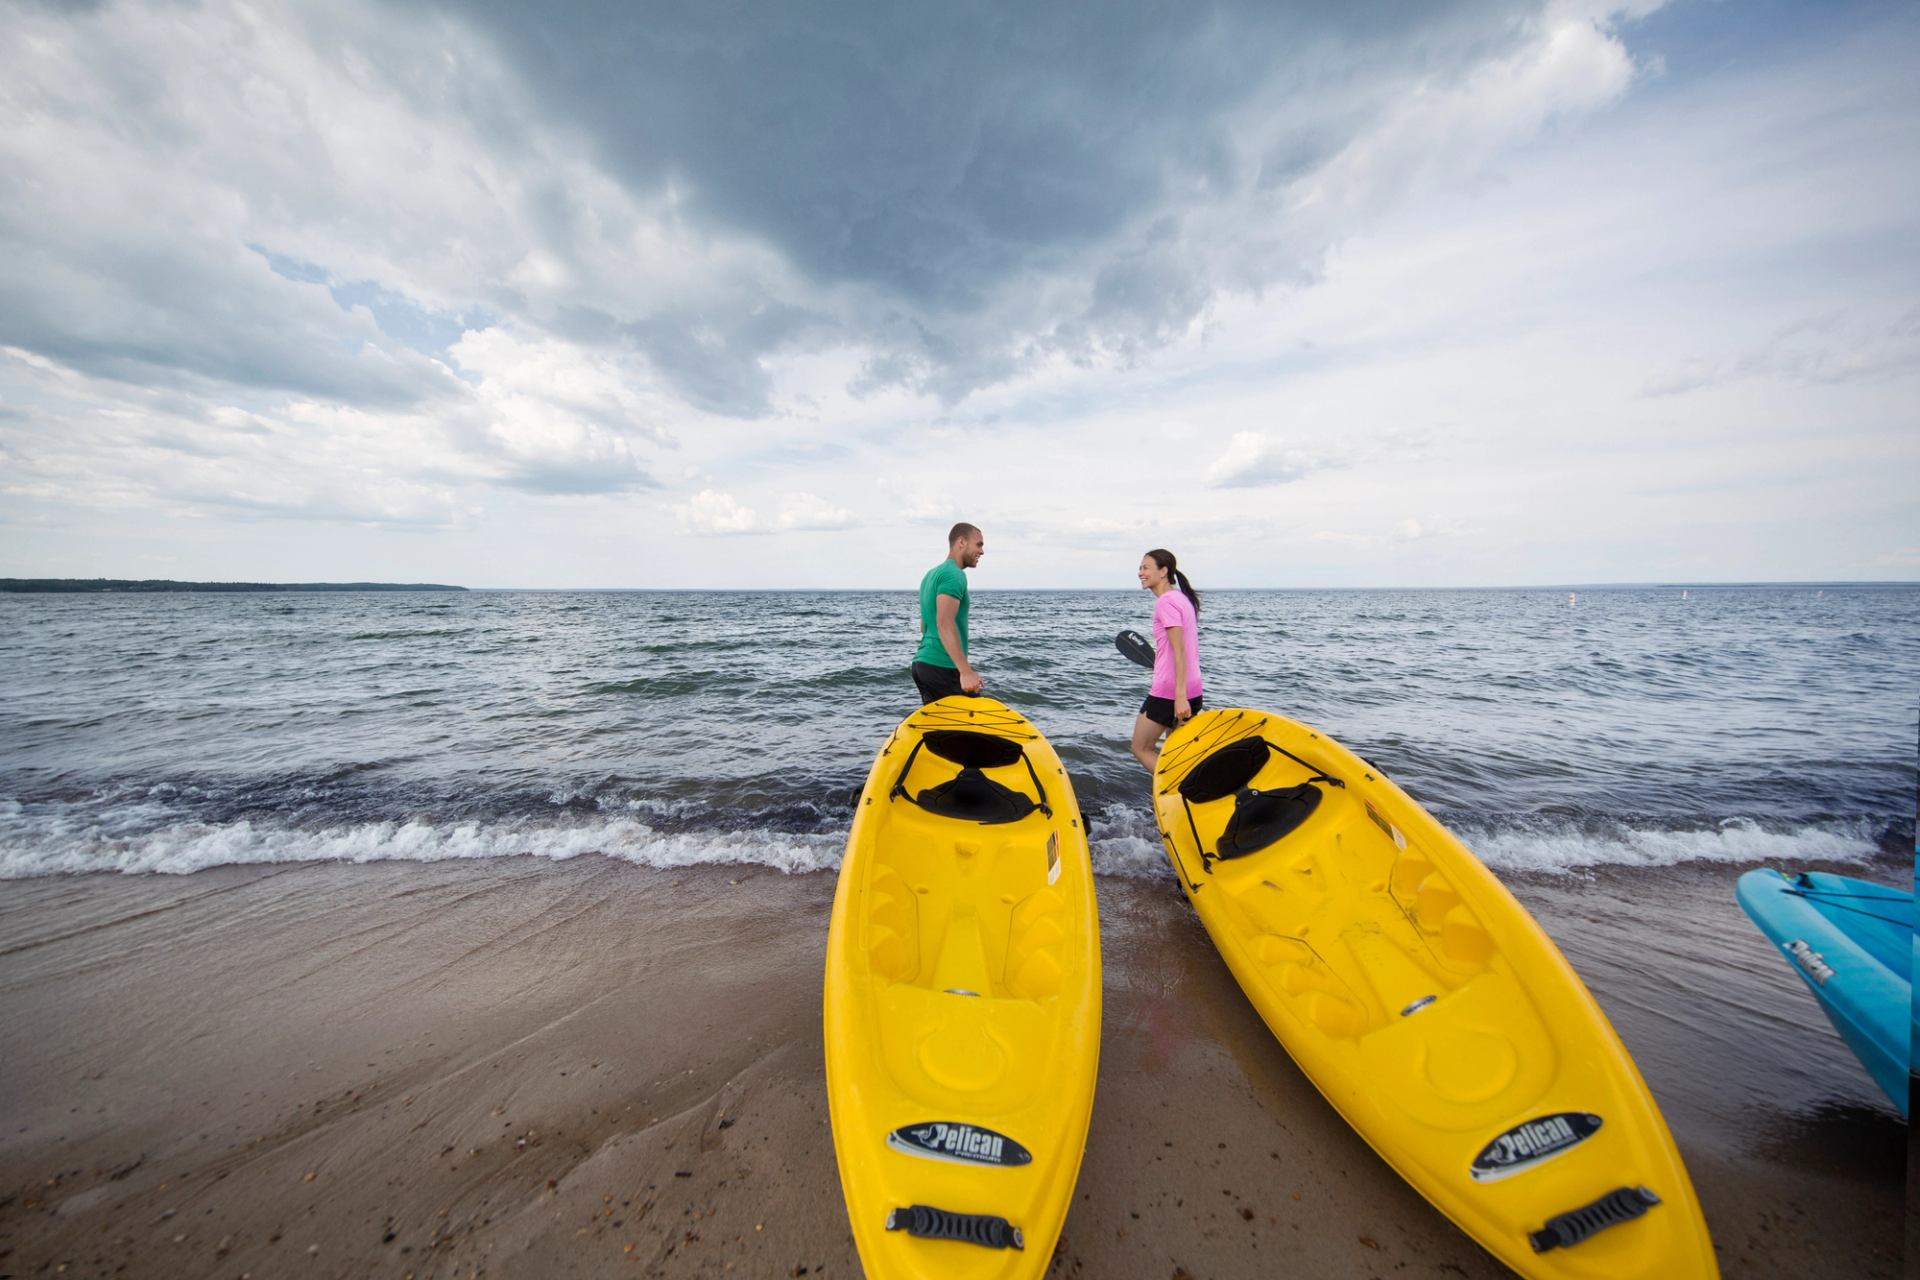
[0,855,1905,1278]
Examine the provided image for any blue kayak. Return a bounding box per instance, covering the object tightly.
[1736,867,1913,1116]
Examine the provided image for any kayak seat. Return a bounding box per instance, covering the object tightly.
[1178,737,1270,803]
[923,729,1026,770]
[1177,736,1334,866]
[892,729,1050,823]
[1216,784,1322,860]
[917,767,1038,825]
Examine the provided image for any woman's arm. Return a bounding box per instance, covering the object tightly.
[1166,625,1191,721]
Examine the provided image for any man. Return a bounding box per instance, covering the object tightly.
[911,522,985,704]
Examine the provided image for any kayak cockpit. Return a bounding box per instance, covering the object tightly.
[1172,733,1342,870]
[889,728,1053,824]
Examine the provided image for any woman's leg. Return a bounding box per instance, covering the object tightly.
[1130,713,1167,772]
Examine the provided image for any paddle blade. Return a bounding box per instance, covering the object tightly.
[1114,629,1154,668]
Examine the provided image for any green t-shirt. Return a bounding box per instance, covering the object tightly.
[914,559,969,667]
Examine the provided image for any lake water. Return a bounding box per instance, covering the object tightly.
[1,585,1913,880]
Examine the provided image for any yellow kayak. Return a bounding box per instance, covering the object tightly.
[1152,708,1716,1278]
[825,697,1100,1278]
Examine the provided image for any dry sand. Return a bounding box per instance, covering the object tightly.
[0,856,1904,1278]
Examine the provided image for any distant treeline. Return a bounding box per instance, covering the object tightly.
[0,579,467,594]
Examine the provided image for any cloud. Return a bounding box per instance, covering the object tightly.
[774,493,859,533]
[0,6,484,408]
[673,490,761,537]
[1207,432,1354,488]
[446,328,671,494]
[672,489,857,537]
[1643,307,1920,396]
[3,0,1913,587]
[1309,517,1464,548]
[0,386,463,529]
[872,475,968,526]
[0,329,675,520]
[252,248,493,359]
[1283,13,1639,239]
[177,477,459,529]
[377,0,1655,407]
[0,0,1671,434]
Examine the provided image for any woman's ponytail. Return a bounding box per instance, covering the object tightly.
[1147,548,1201,616]
[1174,568,1201,617]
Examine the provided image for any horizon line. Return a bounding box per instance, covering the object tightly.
[458,578,1920,591]
[6,577,1917,593]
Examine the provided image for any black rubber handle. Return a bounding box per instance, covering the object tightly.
[1529,1185,1661,1252]
[885,1204,1024,1251]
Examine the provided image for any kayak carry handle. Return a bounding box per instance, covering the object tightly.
[886,1204,1024,1250]
[1528,1185,1661,1253]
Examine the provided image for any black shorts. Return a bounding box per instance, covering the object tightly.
[1139,693,1203,728]
[912,661,972,704]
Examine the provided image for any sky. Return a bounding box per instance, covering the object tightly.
[0,0,1915,589]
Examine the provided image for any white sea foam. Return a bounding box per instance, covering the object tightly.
[1086,804,1889,880]
[0,799,1890,881]
[1455,816,1885,875]
[1087,803,1177,879]
[0,805,846,879]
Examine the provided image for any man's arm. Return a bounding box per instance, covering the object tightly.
[935,593,983,693]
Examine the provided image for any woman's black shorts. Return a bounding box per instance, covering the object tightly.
[1139,693,1203,728]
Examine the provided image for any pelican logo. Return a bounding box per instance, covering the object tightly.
[887,1122,1032,1168]
[1469,1113,1602,1182]
[1787,939,1835,986]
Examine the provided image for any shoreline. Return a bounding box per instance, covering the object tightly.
[0,856,1903,1277]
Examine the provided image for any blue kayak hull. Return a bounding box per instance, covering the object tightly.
[1735,867,1912,1117]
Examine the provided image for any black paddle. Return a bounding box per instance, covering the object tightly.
[1114,629,1153,668]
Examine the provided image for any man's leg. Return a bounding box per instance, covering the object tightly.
[911,662,963,705]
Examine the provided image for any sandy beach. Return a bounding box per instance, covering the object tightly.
[0,856,1904,1278]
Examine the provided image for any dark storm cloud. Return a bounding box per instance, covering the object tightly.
[620,300,830,419]
[437,1,1512,289]
[392,0,1537,402]
[1,0,1579,446]
[542,296,833,421]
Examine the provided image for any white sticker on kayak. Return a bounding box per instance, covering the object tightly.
[1364,801,1407,849]
[1787,939,1835,986]
[1469,1112,1603,1182]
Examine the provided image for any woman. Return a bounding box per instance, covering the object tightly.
[1130,548,1204,772]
